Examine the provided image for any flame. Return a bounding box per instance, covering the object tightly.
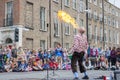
[58,10,79,29]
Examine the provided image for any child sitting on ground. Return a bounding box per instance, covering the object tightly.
[19,60,27,72]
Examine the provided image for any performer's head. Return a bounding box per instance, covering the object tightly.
[78,27,85,34]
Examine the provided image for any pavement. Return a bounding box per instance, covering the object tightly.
[0,70,114,80]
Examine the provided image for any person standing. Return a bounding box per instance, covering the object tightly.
[105,47,111,69]
[71,27,89,80]
[110,47,116,67]
[55,43,63,69]
[11,45,17,59]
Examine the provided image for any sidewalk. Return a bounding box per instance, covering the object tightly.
[0,70,113,80]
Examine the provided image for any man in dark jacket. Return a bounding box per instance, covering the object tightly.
[11,45,17,59]
[110,47,116,66]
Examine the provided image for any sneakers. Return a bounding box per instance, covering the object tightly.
[82,75,89,79]
[73,77,79,80]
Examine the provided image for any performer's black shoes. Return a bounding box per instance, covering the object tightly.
[73,77,79,80]
[82,75,89,79]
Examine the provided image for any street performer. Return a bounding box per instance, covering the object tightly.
[71,27,89,80]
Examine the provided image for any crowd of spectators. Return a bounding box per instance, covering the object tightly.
[0,43,120,73]
[86,46,120,70]
[0,43,71,72]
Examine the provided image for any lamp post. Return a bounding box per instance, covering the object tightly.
[49,0,52,48]
[61,0,63,47]
[86,0,89,41]
[102,0,105,49]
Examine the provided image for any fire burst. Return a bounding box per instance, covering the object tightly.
[57,10,79,29]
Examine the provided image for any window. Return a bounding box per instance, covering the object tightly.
[116,21,119,28]
[109,30,112,43]
[107,16,111,26]
[80,19,84,26]
[99,13,102,22]
[54,11,59,37]
[108,6,111,13]
[25,2,33,29]
[110,30,112,42]
[116,12,118,16]
[6,38,13,44]
[64,0,69,7]
[104,16,107,24]
[26,38,33,49]
[88,24,92,40]
[88,8,92,19]
[73,0,77,9]
[93,10,97,20]
[73,29,77,35]
[65,23,70,35]
[114,32,117,44]
[117,33,119,44]
[65,43,69,49]
[100,27,103,41]
[53,0,59,3]
[93,0,97,5]
[112,18,115,27]
[79,1,84,13]
[104,4,107,12]
[40,7,46,31]
[112,9,115,15]
[88,0,92,3]
[111,31,114,43]
[94,25,97,44]
[6,1,13,26]
[104,29,107,42]
[40,40,46,50]
[99,2,102,8]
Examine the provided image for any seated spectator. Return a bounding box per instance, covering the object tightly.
[26,63,32,72]
[19,60,27,72]
[83,58,93,70]
[42,62,49,70]
[99,55,108,70]
[4,60,12,72]
[49,59,58,70]
[32,58,43,71]
[12,59,19,72]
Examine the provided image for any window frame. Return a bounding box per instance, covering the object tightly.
[65,23,70,35]
[40,7,47,31]
[40,40,46,50]
[72,0,77,10]
[54,11,59,37]
[64,0,70,7]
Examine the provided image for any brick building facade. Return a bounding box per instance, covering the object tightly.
[0,0,120,50]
